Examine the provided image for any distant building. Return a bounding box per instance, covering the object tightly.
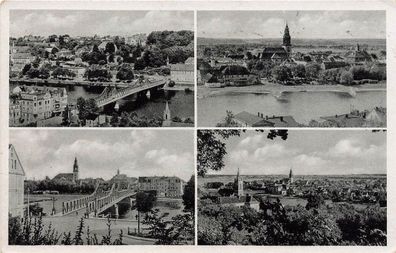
[53,157,79,183]
[170,57,194,85]
[260,23,292,62]
[9,99,21,126]
[138,176,185,198]
[233,111,274,127]
[110,169,138,189]
[345,44,372,64]
[234,168,244,197]
[234,111,299,127]
[10,86,68,126]
[162,101,172,127]
[9,144,26,217]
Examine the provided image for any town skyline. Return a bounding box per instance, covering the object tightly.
[210,130,386,176]
[198,11,385,39]
[10,10,194,37]
[10,129,194,181]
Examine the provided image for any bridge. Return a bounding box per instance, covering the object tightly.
[94,78,167,107]
[59,183,136,218]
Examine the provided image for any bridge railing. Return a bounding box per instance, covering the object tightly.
[94,80,166,106]
[61,183,135,217]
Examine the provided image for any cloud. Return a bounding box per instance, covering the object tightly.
[11,10,193,37]
[327,139,384,158]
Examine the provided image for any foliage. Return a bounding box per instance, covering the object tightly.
[135,191,157,213]
[76,97,99,124]
[271,66,292,82]
[340,70,353,85]
[115,111,163,127]
[9,216,123,245]
[52,67,76,79]
[182,176,195,212]
[116,64,134,80]
[198,198,386,245]
[84,65,112,81]
[216,110,240,127]
[305,63,322,80]
[143,209,194,245]
[291,64,306,78]
[146,30,194,49]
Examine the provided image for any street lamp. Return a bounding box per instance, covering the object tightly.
[51,196,57,215]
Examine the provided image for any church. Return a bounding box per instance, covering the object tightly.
[259,23,292,63]
[53,157,79,183]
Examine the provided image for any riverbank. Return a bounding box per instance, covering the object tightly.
[198,82,386,99]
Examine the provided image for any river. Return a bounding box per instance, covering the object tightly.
[197,90,386,126]
[13,84,195,121]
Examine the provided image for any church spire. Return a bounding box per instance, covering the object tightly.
[73,157,78,173]
[283,22,291,47]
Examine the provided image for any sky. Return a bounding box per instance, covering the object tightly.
[10,129,194,181]
[214,130,386,176]
[10,10,194,37]
[198,11,385,39]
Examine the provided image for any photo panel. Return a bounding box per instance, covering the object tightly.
[197,11,386,128]
[197,129,387,245]
[9,10,195,128]
[8,129,195,245]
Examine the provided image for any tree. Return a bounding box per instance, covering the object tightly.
[292,64,306,78]
[305,63,322,80]
[21,63,32,76]
[340,71,353,85]
[135,191,157,233]
[305,192,325,210]
[105,42,116,54]
[116,64,134,80]
[182,176,195,213]
[271,66,291,82]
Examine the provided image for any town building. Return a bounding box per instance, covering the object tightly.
[260,23,292,62]
[9,99,21,126]
[234,111,299,127]
[234,168,244,197]
[345,44,372,64]
[10,86,68,126]
[110,169,138,189]
[53,157,79,183]
[9,144,26,217]
[170,57,194,85]
[138,176,185,198]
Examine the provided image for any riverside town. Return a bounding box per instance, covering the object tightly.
[9,10,194,127]
[9,130,195,245]
[197,129,386,245]
[197,11,386,127]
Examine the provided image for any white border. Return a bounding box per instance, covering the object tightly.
[1,1,395,253]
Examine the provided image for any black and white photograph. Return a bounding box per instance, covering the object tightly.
[197,129,386,245]
[9,10,195,127]
[8,129,195,245]
[197,11,386,127]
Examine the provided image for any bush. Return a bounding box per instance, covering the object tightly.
[340,71,353,85]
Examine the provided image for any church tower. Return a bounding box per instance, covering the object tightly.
[73,157,79,183]
[282,22,292,55]
[162,101,172,127]
[289,167,293,184]
[235,168,244,197]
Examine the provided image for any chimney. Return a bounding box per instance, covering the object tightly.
[258,112,260,117]
[261,113,264,118]
[266,115,268,120]
[280,116,284,122]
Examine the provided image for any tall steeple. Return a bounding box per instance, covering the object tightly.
[283,22,292,55]
[289,167,293,183]
[73,157,79,182]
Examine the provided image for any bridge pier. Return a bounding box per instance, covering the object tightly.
[114,204,119,219]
